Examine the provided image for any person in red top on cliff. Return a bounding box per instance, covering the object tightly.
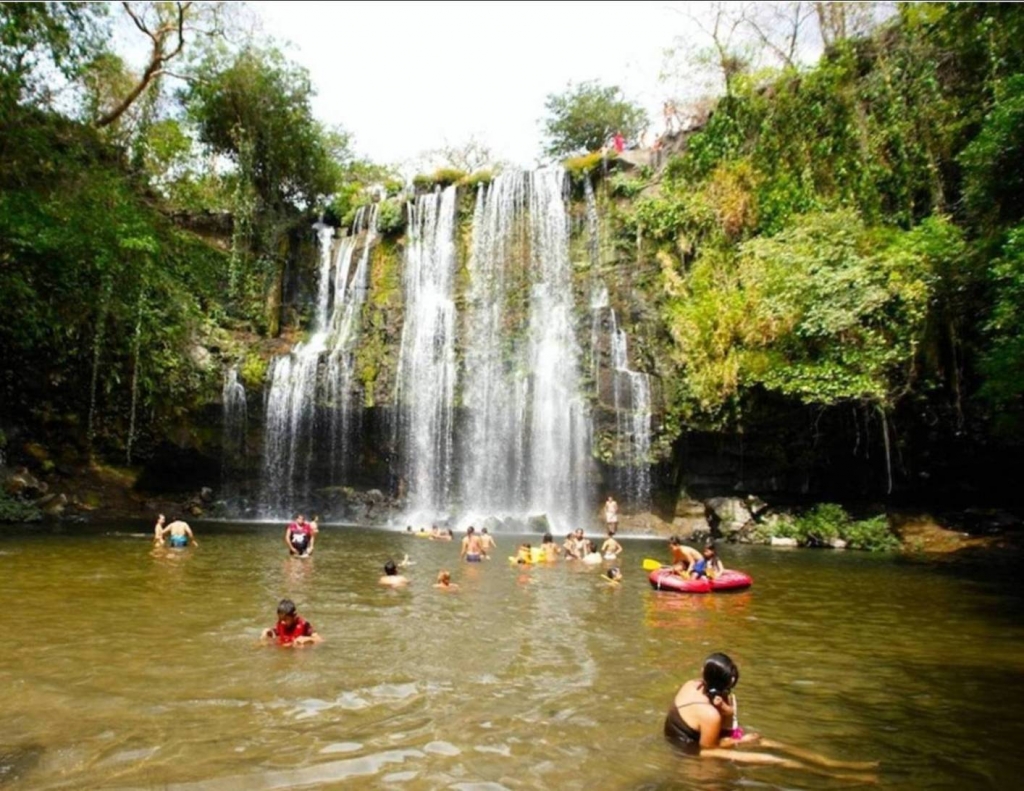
[284,513,316,556]
[261,599,322,647]
[613,131,625,153]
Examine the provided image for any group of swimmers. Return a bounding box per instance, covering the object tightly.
[152,511,877,776]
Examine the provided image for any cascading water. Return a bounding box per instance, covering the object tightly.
[460,168,592,530]
[395,187,458,518]
[260,208,377,516]
[526,168,591,525]
[221,366,248,500]
[608,310,652,510]
[327,205,378,481]
[461,172,528,515]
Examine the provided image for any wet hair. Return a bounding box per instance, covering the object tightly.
[384,560,397,575]
[467,526,475,534]
[436,570,451,584]
[669,535,680,546]
[542,532,553,543]
[702,652,739,700]
[606,567,621,580]
[481,527,489,534]
[277,599,297,617]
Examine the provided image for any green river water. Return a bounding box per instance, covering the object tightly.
[1,521,1022,790]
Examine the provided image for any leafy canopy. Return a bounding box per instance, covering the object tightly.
[184,46,347,212]
[540,80,647,158]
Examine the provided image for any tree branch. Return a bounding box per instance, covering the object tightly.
[95,2,190,128]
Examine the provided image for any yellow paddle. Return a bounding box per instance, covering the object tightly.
[642,558,668,571]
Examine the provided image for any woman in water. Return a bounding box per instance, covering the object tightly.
[665,653,878,774]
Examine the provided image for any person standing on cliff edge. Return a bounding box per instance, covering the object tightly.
[604,495,619,536]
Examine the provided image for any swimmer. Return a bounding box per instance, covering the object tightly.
[581,539,603,565]
[479,527,497,558]
[434,570,459,590]
[562,532,580,559]
[669,535,703,574]
[284,514,315,557]
[460,526,483,562]
[605,567,623,585]
[379,559,409,587]
[541,532,562,562]
[665,653,878,776]
[513,543,532,564]
[260,599,322,647]
[398,553,415,568]
[155,514,197,548]
[601,531,623,560]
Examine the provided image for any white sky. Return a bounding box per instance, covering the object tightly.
[251,0,710,170]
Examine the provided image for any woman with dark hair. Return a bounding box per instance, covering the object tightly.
[665,653,878,774]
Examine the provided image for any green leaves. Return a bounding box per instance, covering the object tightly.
[664,211,957,415]
[540,80,648,158]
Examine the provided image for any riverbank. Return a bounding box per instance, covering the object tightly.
[3,462,1020,556]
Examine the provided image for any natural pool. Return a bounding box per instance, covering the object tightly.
[1,521,1022,790]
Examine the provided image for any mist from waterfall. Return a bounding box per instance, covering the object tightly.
[396,186,458,516]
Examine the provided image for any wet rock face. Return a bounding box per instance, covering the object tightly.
[705,496,754,536]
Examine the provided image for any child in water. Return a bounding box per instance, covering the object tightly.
[605,567,623,585]
[261,599,322,647]
[434,570,459,589]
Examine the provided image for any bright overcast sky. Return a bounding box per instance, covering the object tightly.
[252,0,710,170]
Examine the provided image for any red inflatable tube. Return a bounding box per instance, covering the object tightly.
[648,568,753,593]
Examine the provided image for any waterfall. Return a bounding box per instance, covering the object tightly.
[396,187,458,517]
[608,310,652,509]
[221,366,248,499]
[462,172,527,514]
[327,204,378,481]
[259,209,377,516]
[460,168,592,530]
[526,168,591,525]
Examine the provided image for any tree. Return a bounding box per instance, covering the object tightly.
[184,45,349,332]
[185,46,345,213]
[93,2,236,130]
[0,2,107,109]
[540,80,648,158]
[416,135,505,174]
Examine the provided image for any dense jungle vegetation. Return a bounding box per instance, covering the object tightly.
[1,2,1023,509]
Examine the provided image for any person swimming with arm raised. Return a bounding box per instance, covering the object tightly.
[379,559,409,587]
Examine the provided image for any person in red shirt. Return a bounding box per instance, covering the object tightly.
[261,599,322,647]
[284,514,316,556]
[613,131,625,153]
